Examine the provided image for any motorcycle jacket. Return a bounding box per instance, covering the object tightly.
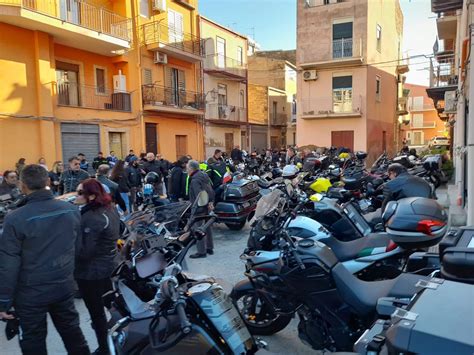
[382,172,433,211]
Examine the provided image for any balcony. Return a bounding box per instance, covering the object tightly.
[269,112,288,126]
[300,95,362,119]
[206,104,246,124]
[173,0,195,10]
[204,54,247,81]
[142,84,204,115]
[437,12,458,40]
[56,83,131,112]
[300,37,363,69]
[142,22,203,62]
[431,0,462,14]
[0,0,131,56]
[411,121,437,129]
[397,97,408,116]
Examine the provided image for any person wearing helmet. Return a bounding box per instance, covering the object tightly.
[143,152,164,195]
[282,164,299,180]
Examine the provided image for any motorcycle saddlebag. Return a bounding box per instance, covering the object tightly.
[422,155,442,172]
[383,197,447,249]
[439,227,474,284]
[354,280,474,354]
[224,179,259,201]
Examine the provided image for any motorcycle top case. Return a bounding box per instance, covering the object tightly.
[392,155,412,168]
[355,280,474,354]
[422,155,442,172]
[224,179,259,201]
[439,227,474,284]
[383,197,447,249]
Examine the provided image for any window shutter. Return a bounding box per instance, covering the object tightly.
[143,69,152,85]
[96,68,105,93]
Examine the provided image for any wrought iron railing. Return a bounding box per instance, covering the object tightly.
[429,54,458,88]
[56,82,131,111]
[142,84,204,111]
[1,0,131,41]
[206,104,246,122]
[141,21,203,57]
[333,38,353,58]
[301,95,362,116]
[305,0,345,7]
[204,54,247,78]
[269,112,288,125]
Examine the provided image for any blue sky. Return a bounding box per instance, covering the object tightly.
[199,0,437,86]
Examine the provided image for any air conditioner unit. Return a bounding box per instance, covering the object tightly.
[154,52,168,64]
[303,70,318,81]
[113,70,127,93]
[152,0,166,12]
[444,91,457,114]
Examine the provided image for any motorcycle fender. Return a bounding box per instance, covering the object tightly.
[230,279,255,298]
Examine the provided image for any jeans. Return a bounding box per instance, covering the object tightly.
[76,278,113,352]
[16,295,90,355]
[120,192,130,213]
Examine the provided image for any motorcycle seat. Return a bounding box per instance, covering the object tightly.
[320,233,391,262]
[331,263,428,317]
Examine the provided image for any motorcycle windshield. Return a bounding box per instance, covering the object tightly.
[252,189,283,222]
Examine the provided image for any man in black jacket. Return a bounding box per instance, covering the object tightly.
[187,160,215,259]
[143,152,164,195]
[96,164,127,213]
[0,165,89,355]
[92,152,108,171]
[231,145,243,163]
[126,156,143,211]
[168,156,189,202]
[59,156,89,194]
[382,163,433,211]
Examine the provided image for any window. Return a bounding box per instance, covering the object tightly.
[139,0,149,18]
[332,75,352,112]
[272,101,278,123]
[237,46,243,66]
[218,84,227,118]
[168,9,184,43]
[95,67,106,94]
[240,90,245,108]
[376,24,382,52]
[217,36,226,68]
[143,68,153,86]
[375,75,381,102]
[333,22,353,58]
[413,96,424,110]
[56,61,80,106]
[412,113,424,128]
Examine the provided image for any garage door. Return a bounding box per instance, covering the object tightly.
[331,130,354,152]
[61,123,100,174]
[251,132,267,153]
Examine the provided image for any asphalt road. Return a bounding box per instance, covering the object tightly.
[0,224,316,354]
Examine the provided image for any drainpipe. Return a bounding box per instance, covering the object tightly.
[466,25,474,224]
[267,87,271,149]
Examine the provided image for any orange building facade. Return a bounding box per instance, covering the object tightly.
[0,0,205,172]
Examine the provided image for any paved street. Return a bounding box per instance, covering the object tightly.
[0,224,315,354]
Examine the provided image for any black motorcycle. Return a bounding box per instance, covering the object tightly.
[106,191,266,354]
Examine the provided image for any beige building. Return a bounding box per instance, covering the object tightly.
[200,16,248,158]
[248,52,297,152]
[297,0,404,162]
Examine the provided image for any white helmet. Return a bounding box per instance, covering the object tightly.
[282,164,299,179]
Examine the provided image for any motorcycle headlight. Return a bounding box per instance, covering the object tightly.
[260,217,273,231]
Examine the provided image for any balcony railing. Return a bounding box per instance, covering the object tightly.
[204,54,247,79]
[1,0,131,41]
[56,82,131,112]
[333,38,353,59]
[269,112,288,125]
[206,104,246,122]
[142,84,204,111]
[411,121,437,129]
[142,22,203,57]
[301,95,362,117]
[429,54,458,88]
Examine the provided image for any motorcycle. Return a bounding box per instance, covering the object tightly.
[106,191,267,354]
[231,198,447,351]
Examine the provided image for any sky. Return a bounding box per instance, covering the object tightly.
[199,0,437,86]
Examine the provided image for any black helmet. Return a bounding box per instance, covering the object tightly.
[145,172,160,184]
[355,151,367,160]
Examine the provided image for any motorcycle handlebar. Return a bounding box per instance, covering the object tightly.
[175,300,192,334]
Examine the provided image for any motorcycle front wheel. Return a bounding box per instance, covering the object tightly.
[232,288,292,335]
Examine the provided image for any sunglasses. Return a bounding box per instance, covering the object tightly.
[76,190,84,196]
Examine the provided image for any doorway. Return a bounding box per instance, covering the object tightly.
[145,123,158,154]
[59,0,80,24]
[176,135,188,160]
[56,61,80,106]
[331,130,354,151]
[412,131,424,145]
[109,132,126,159]
[224,133,234,153]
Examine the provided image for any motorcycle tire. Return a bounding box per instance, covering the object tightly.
[225,221,246,231]
[232,288,292,335]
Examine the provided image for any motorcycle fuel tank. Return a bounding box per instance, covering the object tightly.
[288,216,331,240]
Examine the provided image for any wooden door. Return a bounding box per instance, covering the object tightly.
[176,135,188,160]
[109,132,125,159]
[331,130,354,151]
[224,133,234,153]
[271,136,279,150]
[145,123,158,154]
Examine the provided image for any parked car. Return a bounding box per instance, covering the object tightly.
[428,136,450,148]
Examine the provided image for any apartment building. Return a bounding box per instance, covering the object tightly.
[297,0,404,163]
[426,0,471,224]
[400,84,446,147]
[199,16,248,158]
[248,51,297,152]
[0,0,205,171]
